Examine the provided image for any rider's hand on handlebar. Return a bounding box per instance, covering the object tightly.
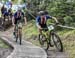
[38,26,42,29]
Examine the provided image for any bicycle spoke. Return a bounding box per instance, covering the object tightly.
[52,33,63,52]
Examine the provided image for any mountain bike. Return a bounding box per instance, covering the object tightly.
[14,20,22,45]
[38,23,63,52]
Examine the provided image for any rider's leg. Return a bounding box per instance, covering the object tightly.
[13,19,17,36]
[15,25,18,42]
[38,28,42,35]
[13,24,18,41]
[13,25,16,35]
[18,27,22,45]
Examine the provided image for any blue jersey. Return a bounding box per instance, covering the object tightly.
[14,11,24,19]
[36,15,52,24]
[4,11,9,16]
[1,7,6,14]
[14,11,25,24]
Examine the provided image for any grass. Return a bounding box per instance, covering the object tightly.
[58,30,75,58]
[22,20,41,46]
[23,20,38,38]
[23,20,75,58]
[0,39,10,48]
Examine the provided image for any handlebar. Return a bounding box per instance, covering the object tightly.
[41,23,59,30]
[48,22,59,26]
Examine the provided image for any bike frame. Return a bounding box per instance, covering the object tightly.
[15,22,22,34]
[41,24,56,41]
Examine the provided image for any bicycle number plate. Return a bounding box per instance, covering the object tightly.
[18,23,22,28]
[48,25,54,30]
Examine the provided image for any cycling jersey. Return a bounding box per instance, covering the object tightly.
[36,15,52,31]
[4,11,9,16]
[14,11,24,24]
[36,15,52,24]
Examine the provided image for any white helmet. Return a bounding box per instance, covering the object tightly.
[38,11,45,16]
[17,7,21,11]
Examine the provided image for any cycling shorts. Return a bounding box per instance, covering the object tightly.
[39,23,48,31]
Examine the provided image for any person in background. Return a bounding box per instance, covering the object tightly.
[1,4,6,18]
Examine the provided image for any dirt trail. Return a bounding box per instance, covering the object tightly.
[0,28,69,58]
[47,48,69,58]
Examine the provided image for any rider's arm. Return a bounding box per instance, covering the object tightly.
[12,13,16,25]
[12,16,15,25]
[22,12,27,25]
[51,17,58,23]
[46,15,58,23]
[24,16,27,25]
[36,16,42,29]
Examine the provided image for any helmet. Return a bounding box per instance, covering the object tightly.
[17,7,21,11]
[38,11,45,16]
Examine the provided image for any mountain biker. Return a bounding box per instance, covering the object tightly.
[36,11,59,34]
[8,8,12,16]
[3,8,9,20]
[13,8,27,36]
[1,5,7,18]
[8,8,13,20]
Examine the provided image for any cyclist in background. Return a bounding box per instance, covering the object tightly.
[1,5,7,18]
[8,8,13,20]
[8,8,12,17]
[13,8,27,39]
[36,11,58,34]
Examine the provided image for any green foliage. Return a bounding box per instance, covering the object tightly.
[46,0,75,26]
[64,16,73,25]
[23,20,38,38]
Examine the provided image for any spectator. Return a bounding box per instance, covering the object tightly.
[1,4,6,17]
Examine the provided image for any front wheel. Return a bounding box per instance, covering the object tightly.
[51,33,63,52]
[38,34,49,50]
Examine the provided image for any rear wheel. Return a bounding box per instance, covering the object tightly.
[38,34,49,50]
[51,33,63,52]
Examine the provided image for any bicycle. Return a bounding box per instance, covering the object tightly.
[38,23,63,52]
[14,20,22,45]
